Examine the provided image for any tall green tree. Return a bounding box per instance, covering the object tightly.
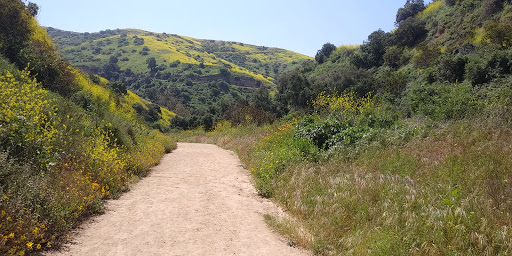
[315,43,337,64]
[250,87,273,113]
[0,0,32,61]
[395,0,425,25]
[277,69,312,110]
[361,29,391,67]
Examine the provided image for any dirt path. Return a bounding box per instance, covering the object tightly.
[46,143,309,256]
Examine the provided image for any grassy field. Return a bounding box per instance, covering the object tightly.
[175,102,512,255]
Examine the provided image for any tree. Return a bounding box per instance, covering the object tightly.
[350,51,374,69]
[27,2,38,16]
[250,87,273,112]
[108,81,127,95]
[277,68,312,110]
[109,55,119,64]
[0,0,32,61]
[395,0,425,25]
[445,0,456,6]
[146,57,157,71]
[482,0,506,17]
[360,29,391,67]
[315,43,337,64]
[133,36,145,46]
[393,17,428,47]
[102,55,121,80]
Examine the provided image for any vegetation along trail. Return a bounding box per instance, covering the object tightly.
[45,143,308,256]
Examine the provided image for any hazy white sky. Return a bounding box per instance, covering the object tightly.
[30,0,432,56]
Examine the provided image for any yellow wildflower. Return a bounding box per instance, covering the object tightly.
[8,233,14,239]
[26,241,34,249]
[91,183,100,191]
[36,244,41,250]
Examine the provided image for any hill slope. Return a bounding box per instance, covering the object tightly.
[48,28,312,129]
[0,1,176,255]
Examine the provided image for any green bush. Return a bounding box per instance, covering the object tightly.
[295,115,372,152]
[405,82,475,120]
[436,54,467,83]
[465,51,512,85]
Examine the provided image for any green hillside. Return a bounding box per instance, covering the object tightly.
[47,28,312,130]
[0,1,176,255]
[180,0,512,255]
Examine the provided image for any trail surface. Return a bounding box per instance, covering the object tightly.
[46,143,308,256]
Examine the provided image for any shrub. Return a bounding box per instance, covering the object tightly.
[436,54,467,83]
[412,43,441,69]
[482,0,505,18]
[0,70,57,164]
[383,46,408,69]
[405,82,475,120]
[295,116,347,150]
[108,81,127,95]
[377,68,410,96]
[484,22,512,48]
[465,51,512,85]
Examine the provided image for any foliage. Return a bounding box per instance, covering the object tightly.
[0,7,177,254]
[314,43,337,64]
[295,116,371,152]
[312,91,375,115]
[406,82,476,120]
[483,22,512,48]
[482,0,506,17]
[393,17,428,47]
[0,66,176,255]
[108,81,127,95]
[435,54,467,83]
[277,68,313,110]
[396,0,426,25]
[174,2,512,254]
[47,28,313,130]
[0,70,57,166]
[360,29,391,67]
[0,0,32,61]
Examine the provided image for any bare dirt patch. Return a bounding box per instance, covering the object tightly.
[45,143,309,256]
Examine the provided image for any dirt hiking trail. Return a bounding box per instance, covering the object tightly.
[46,143,309,256]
